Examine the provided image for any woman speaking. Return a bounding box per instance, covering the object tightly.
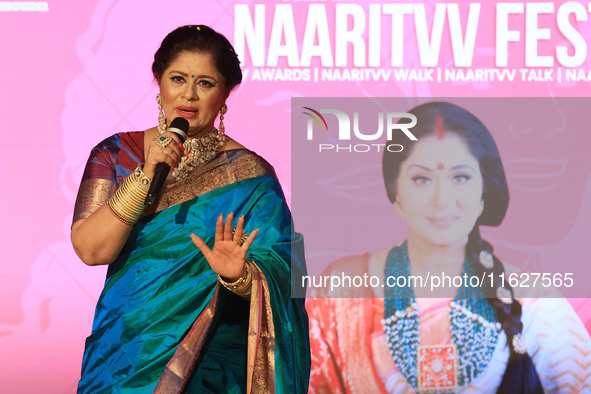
[72,25,309,393]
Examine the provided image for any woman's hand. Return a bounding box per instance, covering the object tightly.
[191,212,259,281]
[143,131,185,179]
[71,129,187,266]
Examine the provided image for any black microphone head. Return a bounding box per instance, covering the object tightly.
[168,117,190,142]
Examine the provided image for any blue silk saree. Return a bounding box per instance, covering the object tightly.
[74,132,310,393]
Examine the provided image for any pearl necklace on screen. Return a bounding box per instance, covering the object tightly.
[382,241,501,390]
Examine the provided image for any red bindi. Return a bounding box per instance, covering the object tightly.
[437,163,444,170]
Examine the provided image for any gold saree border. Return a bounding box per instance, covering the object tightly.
[247,263,276,393]
[73,178,117,223]
[154,285,222,393]
[72,151,274,222]
[154,263,277,393]
[144,150,276,217]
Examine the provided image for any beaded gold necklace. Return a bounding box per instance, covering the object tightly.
[171,128,225,180]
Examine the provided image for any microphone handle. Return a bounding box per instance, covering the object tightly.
[144,162,171,206]
[143,117,189,206]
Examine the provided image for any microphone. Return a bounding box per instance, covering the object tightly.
[145,117,189,206]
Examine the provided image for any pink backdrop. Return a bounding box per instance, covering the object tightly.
[1,0,590,391]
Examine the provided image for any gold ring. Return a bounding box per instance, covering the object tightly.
[232,229,248,246]
[156,135,172,149]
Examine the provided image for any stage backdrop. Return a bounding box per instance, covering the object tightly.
[1,0,590,391]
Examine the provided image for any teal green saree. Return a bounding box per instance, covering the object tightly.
[74,133,310,393]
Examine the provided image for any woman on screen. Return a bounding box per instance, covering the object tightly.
[306,102,591,392]
[71,25,309,393]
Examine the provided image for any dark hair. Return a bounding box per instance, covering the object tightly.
[152,25,242,94]
[383,102,543,393]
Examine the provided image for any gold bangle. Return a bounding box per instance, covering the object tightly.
[107,199,135,225]
[131,164,152,187]
[107,164,151,225]
[218,260,253,298]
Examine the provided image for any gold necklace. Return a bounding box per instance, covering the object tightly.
[172,128,226,180]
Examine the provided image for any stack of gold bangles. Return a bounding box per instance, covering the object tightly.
[106,164,152,225]
[218,260,253,299]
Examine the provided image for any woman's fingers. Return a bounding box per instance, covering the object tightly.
[168,132,183,146]
[159,133,184,156]
[214,213,224,242]
[190,214,259,279]
[230,214,257,250]
[242,228,259,250]
[155,151,179,169]
[233,215,245,243]
[223,212,234,241]
[145,132,185,176]
[157,145,183,167]
[190,233,211,258]
[200,213,257,255]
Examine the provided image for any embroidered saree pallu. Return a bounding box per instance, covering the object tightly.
[76,133,310,393]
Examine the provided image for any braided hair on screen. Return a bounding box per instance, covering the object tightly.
[383,102,543,393]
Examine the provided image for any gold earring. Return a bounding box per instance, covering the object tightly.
[218,104,228,135]
[157,93,166,134]
[394,201,404,219]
